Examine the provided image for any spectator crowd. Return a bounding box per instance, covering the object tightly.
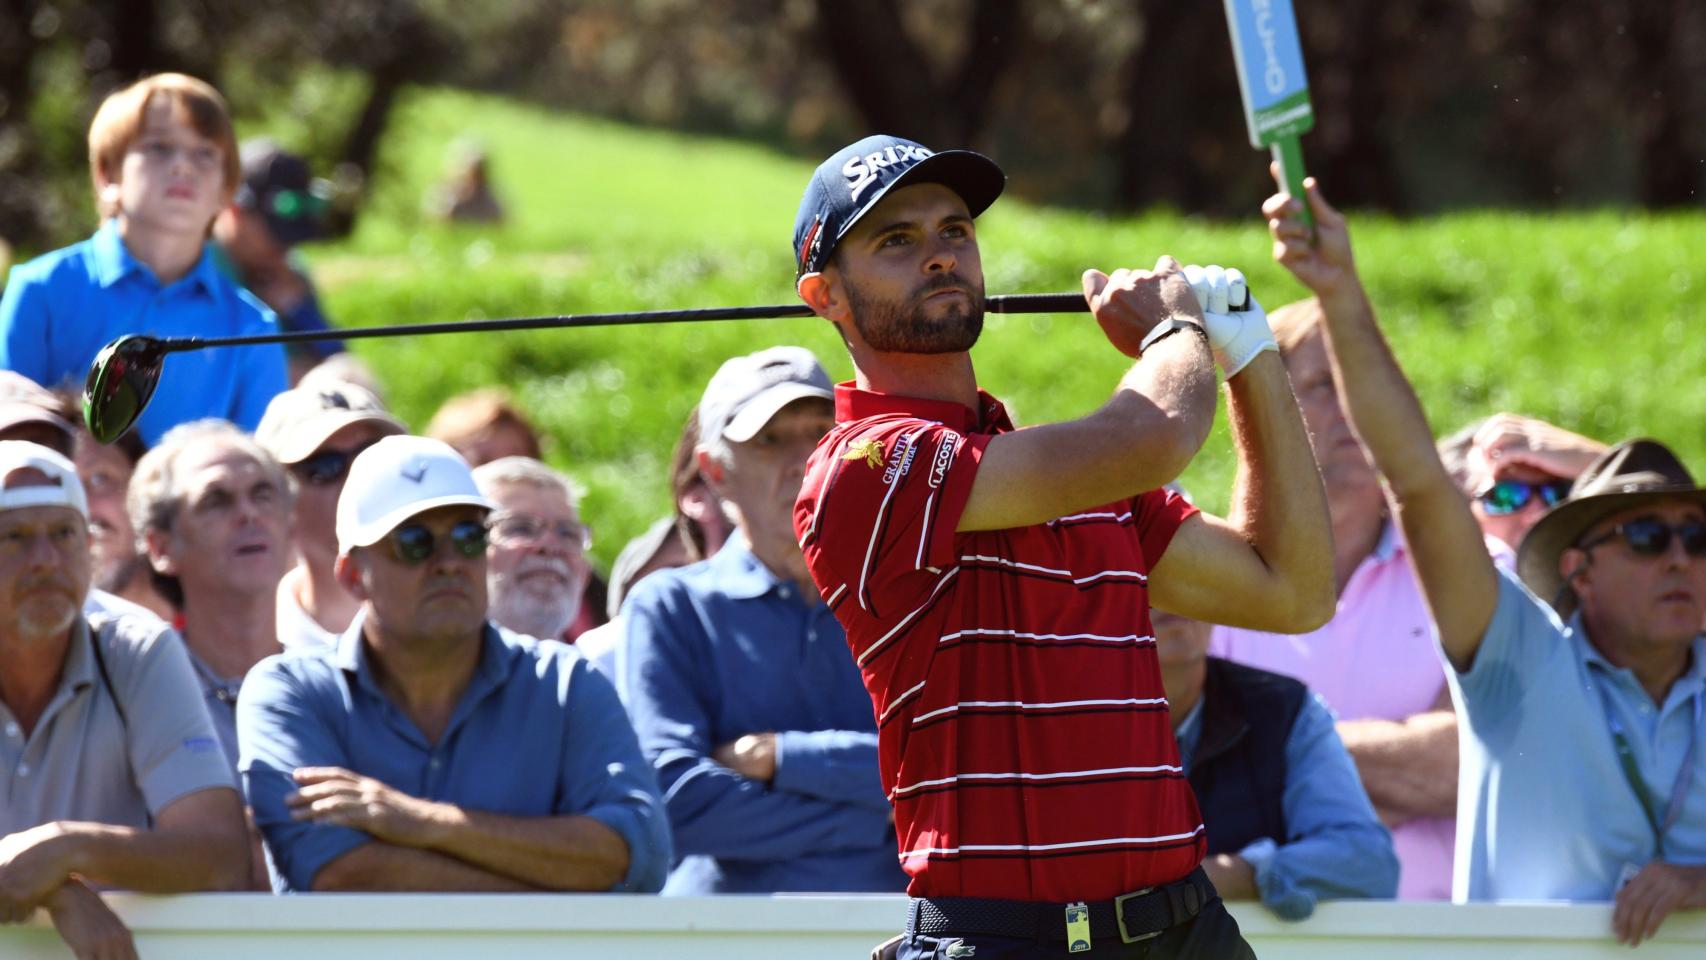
[0,72,1702,958]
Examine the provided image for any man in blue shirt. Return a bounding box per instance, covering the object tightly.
[1155,610,1397,920]
[619,347,906,894]
[238,435,670,893]
[0,74,287,444]
[1267,177,1706,945]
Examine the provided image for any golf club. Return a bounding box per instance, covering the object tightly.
[84,293,1091,444]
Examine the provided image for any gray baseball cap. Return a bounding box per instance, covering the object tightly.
[698,347,833,445]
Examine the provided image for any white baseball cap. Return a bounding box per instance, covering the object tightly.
[698,346,833,444]
[0,441,88,520]
[255,380,406,465]
[336,436,494,554]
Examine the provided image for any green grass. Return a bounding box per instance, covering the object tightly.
[302,87,1706,570]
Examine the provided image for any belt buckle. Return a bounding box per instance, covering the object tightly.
[1114,887,1161,944]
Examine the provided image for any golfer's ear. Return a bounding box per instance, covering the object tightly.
[797,271,842,319]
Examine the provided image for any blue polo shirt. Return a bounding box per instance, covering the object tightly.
[1451,567,1706,901]
[0,219,288,444]
[618,537,906,894]
[237,617,671,893]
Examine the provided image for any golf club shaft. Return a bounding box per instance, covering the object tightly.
[149,294,1092,353]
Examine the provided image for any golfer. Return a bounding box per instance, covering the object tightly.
[791,135,1334,958]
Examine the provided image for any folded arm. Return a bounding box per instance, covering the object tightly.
[0,787,249,914]
[1247,695,1400,920]
[1336,685,1458,824]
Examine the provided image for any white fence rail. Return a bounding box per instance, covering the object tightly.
[9,894,1706,958]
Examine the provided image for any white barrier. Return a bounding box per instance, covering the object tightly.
[8,894,1706,958]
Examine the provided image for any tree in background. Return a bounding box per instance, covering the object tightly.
[2,0,1702,255]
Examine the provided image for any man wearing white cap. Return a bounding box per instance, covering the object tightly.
[238,436,670,893]
[0,441,247,957]
[619,347,905,893]
[254,380,405,649]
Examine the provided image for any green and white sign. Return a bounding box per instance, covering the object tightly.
[1223,0,1315,227]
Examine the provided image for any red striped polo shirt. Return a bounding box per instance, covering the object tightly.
[793,383,1206,903]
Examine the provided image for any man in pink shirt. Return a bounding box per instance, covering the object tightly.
[1210,298,1456,900]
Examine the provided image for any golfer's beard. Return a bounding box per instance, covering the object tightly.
[846,273,985,354]
[488,567,583,640]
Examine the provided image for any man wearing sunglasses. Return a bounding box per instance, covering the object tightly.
[1437,412,1608,556]
[237,435,670,894]
[1268,177,1706,945]
[256,381,405,651]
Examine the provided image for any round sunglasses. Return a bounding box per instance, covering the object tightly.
[386,519,489,565]
[1578,517,1706,558]
[1477,479,1571,516]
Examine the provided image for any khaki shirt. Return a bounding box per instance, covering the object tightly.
[0,613,234,834]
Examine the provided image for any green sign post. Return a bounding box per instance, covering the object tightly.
[1223,0,1316,230]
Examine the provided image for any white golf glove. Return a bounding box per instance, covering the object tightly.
[1182,264,1277,377]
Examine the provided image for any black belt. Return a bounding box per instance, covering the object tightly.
[905,867,1216,947]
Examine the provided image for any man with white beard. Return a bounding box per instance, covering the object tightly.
[472,457,592,641]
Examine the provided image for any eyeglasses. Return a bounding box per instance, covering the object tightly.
[1477,479,1571,516]
[488,512,591,552]
[292,441,378,487]
[1578,517,1706,558]
[386,519,489,565]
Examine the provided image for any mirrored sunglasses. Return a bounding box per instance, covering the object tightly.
[387,519,489,565]
[1478,479,1571,516]
[1579,517,1706,558]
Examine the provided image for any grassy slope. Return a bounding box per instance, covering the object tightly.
[309,88,1706,569]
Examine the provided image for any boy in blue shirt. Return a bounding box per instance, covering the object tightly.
[0,73,288,445]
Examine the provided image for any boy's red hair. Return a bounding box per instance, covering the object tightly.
[87,73,240,219]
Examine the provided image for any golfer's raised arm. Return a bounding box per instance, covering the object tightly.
[1147,341,1336,635]
[957,258,1218,532]
[1266,178,1497,667]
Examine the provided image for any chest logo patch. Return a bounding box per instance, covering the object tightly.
[843,438,885,469]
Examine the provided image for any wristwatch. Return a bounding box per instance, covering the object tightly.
[1138,316,1206,356]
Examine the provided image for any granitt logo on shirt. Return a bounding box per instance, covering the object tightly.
[883,433,918,486]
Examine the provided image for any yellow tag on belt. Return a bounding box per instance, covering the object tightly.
[1065,901,1092,953]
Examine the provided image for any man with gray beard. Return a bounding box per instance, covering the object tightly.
[473,457,592,641]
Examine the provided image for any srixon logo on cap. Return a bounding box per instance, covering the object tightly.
[843,143,934,202]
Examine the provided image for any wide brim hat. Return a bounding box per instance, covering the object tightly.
[1516,438,1706,612]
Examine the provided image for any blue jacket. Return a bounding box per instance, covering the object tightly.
[618,538,906,893]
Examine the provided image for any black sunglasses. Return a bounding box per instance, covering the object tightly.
[1578,516,1706,558]
[292,440,379,486]
[1478,479,1571,516]
[386,519,489,565]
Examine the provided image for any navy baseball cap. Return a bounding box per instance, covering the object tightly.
[793,135,1005,277]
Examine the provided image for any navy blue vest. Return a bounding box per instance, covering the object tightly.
[1185,656,1309,856]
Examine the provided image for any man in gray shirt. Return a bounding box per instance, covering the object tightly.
[0,441,246,957]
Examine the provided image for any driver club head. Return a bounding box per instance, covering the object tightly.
[83,334,167,444]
